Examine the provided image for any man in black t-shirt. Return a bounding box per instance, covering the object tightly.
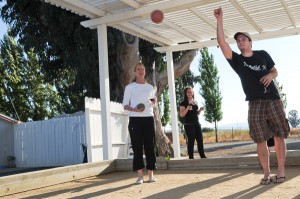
[214,7,290,185]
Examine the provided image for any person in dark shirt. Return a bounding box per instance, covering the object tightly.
[214,7,290,184]
[179,86,206,159]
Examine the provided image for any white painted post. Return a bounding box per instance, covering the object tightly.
[166,50,181,158]
[84,104,93,162]
[97,24,112,160]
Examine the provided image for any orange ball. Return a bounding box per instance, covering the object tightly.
[151,10,164,24]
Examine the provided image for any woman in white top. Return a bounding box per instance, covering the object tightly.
[123,63,157,184]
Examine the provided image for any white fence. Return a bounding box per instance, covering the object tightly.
[14,115,86,167]
[13,98,129,167]
[84,97,130,163]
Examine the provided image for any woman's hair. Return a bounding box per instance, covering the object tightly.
[134,63,145,71]
[132,63,146,82]
[183,86,194,102]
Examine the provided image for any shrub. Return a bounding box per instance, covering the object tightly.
[202,127,214,133]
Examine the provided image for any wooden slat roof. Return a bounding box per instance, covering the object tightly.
[44,0,300,52]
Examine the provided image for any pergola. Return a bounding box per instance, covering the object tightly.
[44,0,300,160]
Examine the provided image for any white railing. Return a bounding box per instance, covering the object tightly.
[13,98,129,167]
[84,97,129,163]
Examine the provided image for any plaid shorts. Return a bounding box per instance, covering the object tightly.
[248,99,290,143]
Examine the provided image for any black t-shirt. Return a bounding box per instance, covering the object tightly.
[180,100,199,124]
[227,50,280,101]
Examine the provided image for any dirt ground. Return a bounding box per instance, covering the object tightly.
[2,166,300,199]
[2,138,300,199]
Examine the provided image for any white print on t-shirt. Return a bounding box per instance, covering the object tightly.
[243,61,267,71]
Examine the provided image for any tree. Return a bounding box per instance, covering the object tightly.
[288,110,300,128]
[274,79,287,108]
[0,32,29,121]
[159,86,170,129]
[0,1,198,157]
[0,0,97,112]
[198,47,222,142]
[0,32,62,121]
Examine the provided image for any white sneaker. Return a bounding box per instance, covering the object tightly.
[149,176,157,183]
[135,177,144,184]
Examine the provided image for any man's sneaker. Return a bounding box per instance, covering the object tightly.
[149,176,157,183]
[135,177,144,184]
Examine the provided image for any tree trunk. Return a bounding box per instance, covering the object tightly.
[153,105,174,157]
[214,120,218,143]
[117,33,139,97]
[118,33,197,157]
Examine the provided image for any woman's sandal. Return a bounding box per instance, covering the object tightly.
[273,175,285,183]
[260,177,272,185]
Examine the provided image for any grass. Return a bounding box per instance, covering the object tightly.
[178,128,300,145]
[178,128,300,157]
[290,128,300,137]
[203,130,251,143]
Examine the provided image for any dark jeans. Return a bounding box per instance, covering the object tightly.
[184,122,206,158]
[128,117,156,171]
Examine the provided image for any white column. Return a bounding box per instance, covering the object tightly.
[85,106,92,162]
[97,24,112,160]
[166,50,181,158]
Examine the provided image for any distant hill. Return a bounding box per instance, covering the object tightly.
[218,122,249,130]
[164,122,249,133]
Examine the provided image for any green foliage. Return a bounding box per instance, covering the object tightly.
[139,39,166,75]
[198,47,222,142]
[288,110,300,128]
[198,48,223,123]
[0,1,183,106]
[0,33,63,121]
[202,127,214,133]
[0,0,198,122]
[274,79,287,108]
[0,0,98,111]
[160,86,170,127]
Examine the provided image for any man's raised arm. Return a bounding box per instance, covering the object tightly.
[214,7,232,60]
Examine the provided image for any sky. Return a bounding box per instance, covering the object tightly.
[1,18,299,129]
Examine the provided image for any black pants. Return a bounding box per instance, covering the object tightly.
[267,137,275,147]
[128,117,156,171]
[184,123,206,158]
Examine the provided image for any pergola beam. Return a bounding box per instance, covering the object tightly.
[280,0,296,27]
[80,0,222,28]
[116,22,174,45]
[230,0,263,33]
[155,27,300,53]
[189,7,231,38]
[119,0,141,9]
[46,0,106,18]
[162,18,201,42]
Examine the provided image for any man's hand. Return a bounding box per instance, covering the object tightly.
[260,67,278,87]
[260,74,272,87]
[214,7,223,19]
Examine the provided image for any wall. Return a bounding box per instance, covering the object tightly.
[0,120,14,167]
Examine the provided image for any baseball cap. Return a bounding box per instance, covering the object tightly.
[234,32,252,41]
